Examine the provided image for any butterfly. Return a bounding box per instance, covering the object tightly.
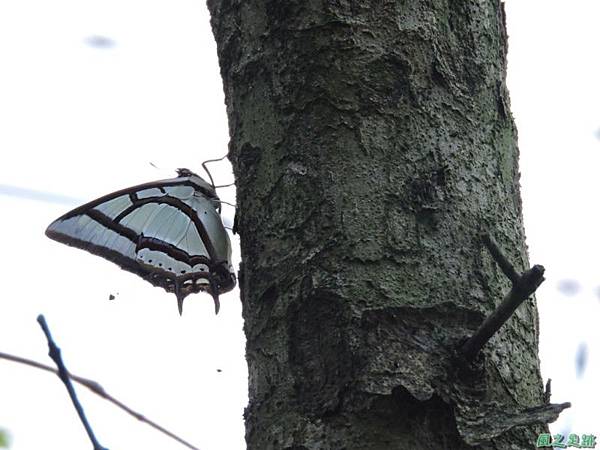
[46,168,236,314]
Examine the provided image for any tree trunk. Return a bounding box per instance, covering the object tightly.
[207,1,565,448]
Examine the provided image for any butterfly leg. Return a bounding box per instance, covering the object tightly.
[201,153,228,189]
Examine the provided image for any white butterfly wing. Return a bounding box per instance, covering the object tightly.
[46,171,235,314]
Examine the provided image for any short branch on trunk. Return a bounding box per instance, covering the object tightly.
[543,378,552,404]
[459,234,545,361]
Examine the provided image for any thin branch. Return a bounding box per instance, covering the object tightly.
[37,314,108,450]
[0,350,201,450]
[480,234,520,284]
[544,378,552,404]
[459,235,545,361]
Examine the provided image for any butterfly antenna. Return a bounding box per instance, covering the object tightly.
[201,154,228,189]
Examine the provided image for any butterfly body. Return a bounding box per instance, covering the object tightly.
[46,169,235,314]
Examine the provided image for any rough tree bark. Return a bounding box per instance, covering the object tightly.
[207,1,566,449]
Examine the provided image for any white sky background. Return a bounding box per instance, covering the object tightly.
[0,1,597,449]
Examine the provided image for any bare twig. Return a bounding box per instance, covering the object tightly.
[0,350,201,450]
[544,378,552,404]
[480,234,520,284]
[459,234,545,360]
[37,314,108,450]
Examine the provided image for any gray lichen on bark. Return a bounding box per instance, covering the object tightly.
[207,0,563,448]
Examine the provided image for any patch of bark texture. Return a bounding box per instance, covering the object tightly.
[207,1,555,448]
